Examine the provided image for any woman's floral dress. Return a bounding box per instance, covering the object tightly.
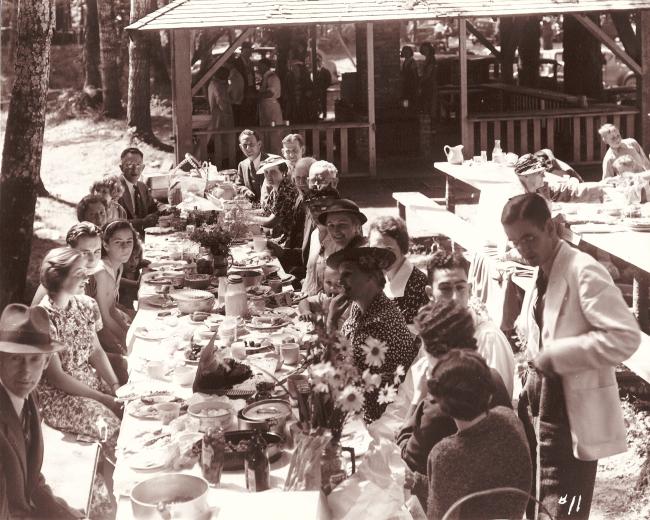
[38,295,120,446]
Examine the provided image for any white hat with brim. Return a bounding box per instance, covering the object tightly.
[0,304,64,355]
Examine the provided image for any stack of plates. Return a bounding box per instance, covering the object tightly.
[624,218,650,232]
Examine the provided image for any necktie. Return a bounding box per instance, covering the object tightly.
[21,401,31,447]
[133,184,145,217]
[533,270,548,333]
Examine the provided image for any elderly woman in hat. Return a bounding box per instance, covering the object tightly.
[252,157,305,248]
[327,246,418,423]
[303,198,367,296]
[0,304,84,519]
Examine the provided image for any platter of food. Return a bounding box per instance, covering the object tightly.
[133,326,173,341]
[246,314,288,331]
[115,381,174,401]
[144,226,176,236]
[127,394,177,420]
[139,294,177,309]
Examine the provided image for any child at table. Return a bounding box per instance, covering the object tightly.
[298,265,344,323]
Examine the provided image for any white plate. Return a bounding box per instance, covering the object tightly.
[127,453,168,471]
[139,295,177,309]
[115,381,173,400]
[144,226,175,235]
[133,326,172,341]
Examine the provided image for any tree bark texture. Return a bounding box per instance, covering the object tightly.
[0,0,55,311]
[127,0,155,135]
[83,0,102,91]
[98,0,123,117]
[563,14,604,99]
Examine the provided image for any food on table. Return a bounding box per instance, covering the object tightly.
[192,347,253,394]
[157,496,194,507]
[191,311,210,322]
[173,439,202,470]
[247,285,272,297]
[253,315,283,326]
[115,382,173,401]
[184,343,203,362]
[185,274,211,290]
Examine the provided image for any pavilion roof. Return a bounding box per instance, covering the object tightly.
[128,0,648,31]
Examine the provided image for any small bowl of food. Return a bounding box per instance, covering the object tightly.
[188,400,234,432]
[184,274,211,290]
[228,269,263,288]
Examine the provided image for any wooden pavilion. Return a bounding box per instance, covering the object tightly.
[128,0,650,178]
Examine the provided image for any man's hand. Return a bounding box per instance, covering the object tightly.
[531,351,558,378]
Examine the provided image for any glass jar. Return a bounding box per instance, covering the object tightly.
[224,275,248,318]
[201,427,225,486]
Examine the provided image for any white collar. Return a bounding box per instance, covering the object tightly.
[0,379,26,417]
[251,155,262,169]
[384,258,414,299]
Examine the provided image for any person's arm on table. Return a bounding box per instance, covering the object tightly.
[45,354,121,415]
[534,261,641,376]
[326,293,350,333]
[92,271,129,348]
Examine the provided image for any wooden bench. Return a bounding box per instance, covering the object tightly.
[392,191,478,251]
[41,423,100,516]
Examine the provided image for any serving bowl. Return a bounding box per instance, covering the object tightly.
[228,269,263,288]
[130,473,210,520]
[184,273,211,290]
[188,400,234,432]
[170,289,215,314]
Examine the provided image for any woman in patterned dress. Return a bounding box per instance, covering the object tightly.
[327,247,419,423]
[37,248,122,448]
[368,216,429,324]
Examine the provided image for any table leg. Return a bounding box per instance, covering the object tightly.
[445,175,456,213]
[632,269,649,334]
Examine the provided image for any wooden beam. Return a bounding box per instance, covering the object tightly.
[459,18,470,154]
[366,22,376,177]
[638,9,650,155]
[171,30,193,164]
[466,21,502,61]
[573,13,642,76]
[191,28,254,96]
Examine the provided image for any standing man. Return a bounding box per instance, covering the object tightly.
[234,41,258,126]
[117,147,163,234]
[0,304,84,519]
[400,46,419,110]
[502,193,640,519]
[257,58,283,127]
[235,130,279,203]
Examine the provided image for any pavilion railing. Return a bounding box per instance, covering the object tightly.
[466,106,639,164]
[191,120,372,175]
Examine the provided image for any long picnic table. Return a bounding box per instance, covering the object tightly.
[113,234,333,519]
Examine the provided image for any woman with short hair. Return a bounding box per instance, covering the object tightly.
[368,216,428,324]
[327,246,418,423]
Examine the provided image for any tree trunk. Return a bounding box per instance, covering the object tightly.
[0,0,55,311]
[127,0,172,150]
[563,14,604,99]
[82,0,102,104]
[97,0,123,117]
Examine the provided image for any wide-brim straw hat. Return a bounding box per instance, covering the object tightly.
[0,304,64,354]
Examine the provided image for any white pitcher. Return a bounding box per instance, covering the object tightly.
[444,144,464,165]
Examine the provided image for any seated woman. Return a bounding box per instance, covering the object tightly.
[368,216,428,324]
[91,175,127,223]
[426,350,531,520]
[94,220,136,357]
[599,123,650,179]
[253,157,305,249]
[32,222,103,305]
[396,300,512,482]
[534,148,583,181]
[304,198,367,296]
[37,248,122,448]
[76,194,107,228]
[327,246,418,423]
[119,234,148,312]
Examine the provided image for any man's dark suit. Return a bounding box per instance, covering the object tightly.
[0,387,81,519]
[117,175,160,232]
[235,152,270,203]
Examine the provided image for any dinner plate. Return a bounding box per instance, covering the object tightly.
[115,381,173,400]
[127,453,168,471]
[272,306,297,318]
[133,326,172,341]
[139,294,177,308]
[281,273,296,285]
[144,226,175,235]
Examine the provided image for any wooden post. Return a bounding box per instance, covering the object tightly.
[367,22,377,177]
[171,29,193,164]
[459,18,470,155]
[639,9,650,155]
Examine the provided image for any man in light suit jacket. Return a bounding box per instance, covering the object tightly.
[502,193,640,520]
[0,304,84,519]
[117,147,162,233]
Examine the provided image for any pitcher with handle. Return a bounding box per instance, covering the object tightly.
[444,144,464,165]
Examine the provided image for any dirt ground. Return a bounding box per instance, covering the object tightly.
[3,112,650,518]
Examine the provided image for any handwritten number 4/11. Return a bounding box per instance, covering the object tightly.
[559,495,581,515]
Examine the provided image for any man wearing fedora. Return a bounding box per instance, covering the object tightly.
[0,304,84,519]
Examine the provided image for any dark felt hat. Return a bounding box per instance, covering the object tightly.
[0,304,64,354]
[326,246,395,272]
[316,198,367,226]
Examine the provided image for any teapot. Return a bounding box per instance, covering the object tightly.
[444,144,464,165]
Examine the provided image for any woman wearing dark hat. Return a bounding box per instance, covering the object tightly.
[327,246,418,423]
[0,304,84,519]
[395,300,513,506]
[426,350,531,520]
[305,198,367,296]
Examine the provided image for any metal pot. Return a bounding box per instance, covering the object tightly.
[238,398,293,439]
[130,473,210,520]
